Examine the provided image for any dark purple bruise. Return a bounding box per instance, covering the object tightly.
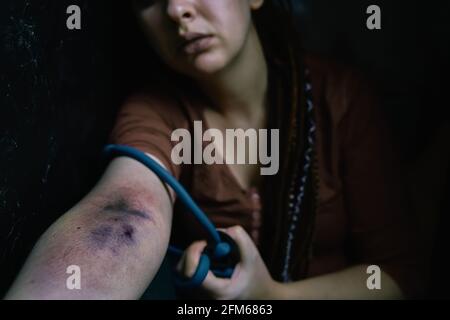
[88,223,137,254]
[87,198,149,254]
[119,224,135,244]
[103,198,151,220]
[89,225,113,249]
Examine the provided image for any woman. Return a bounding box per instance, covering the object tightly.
[110,0,424,299]
[5,0,423,300]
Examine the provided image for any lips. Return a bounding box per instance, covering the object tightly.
[178,33,214,55]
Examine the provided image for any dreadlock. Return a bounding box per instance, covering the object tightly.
[253,0,318,282]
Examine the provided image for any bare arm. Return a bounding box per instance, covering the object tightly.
[269,265,403,299]
[5,155,173,300]
[180,226,404,300]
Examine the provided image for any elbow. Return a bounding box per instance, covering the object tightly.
[7,191,171,300]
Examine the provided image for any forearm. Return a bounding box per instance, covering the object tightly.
[5,188,171,300]
[267,265,404,300]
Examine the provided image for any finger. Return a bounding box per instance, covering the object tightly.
[220,226,257,267]
[201,264,242,297]
[176,240,207,278]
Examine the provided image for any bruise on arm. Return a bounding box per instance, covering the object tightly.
[103,197,153,220]
[6,185,171,299]
[77,183,169,253]
[85,195,156,256]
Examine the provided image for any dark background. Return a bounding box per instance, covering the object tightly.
[0,0,449,298]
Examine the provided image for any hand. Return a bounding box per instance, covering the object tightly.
[176,225,277,300]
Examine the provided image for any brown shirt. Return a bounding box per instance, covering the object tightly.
[109,56,424,298]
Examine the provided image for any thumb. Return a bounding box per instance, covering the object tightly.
[220,226,256,267]
[176,240,208,278]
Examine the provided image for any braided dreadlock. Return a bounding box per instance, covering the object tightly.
[253,0,318,282]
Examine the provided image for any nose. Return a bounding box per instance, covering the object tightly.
[166,0,196,28]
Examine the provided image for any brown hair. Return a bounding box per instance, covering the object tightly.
[253,1,317,281]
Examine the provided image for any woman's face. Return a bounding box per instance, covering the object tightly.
[134,0,264,77]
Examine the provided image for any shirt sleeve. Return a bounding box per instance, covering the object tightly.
[340,71,426,298]
[108,91,187,180]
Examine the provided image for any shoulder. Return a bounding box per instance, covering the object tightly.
[304,53,380,127]
[120,86,189,128]
[304,53,371,94]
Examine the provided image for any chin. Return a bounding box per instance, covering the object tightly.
[188,52,230,77]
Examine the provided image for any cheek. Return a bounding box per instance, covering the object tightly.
[210,1,252,53]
